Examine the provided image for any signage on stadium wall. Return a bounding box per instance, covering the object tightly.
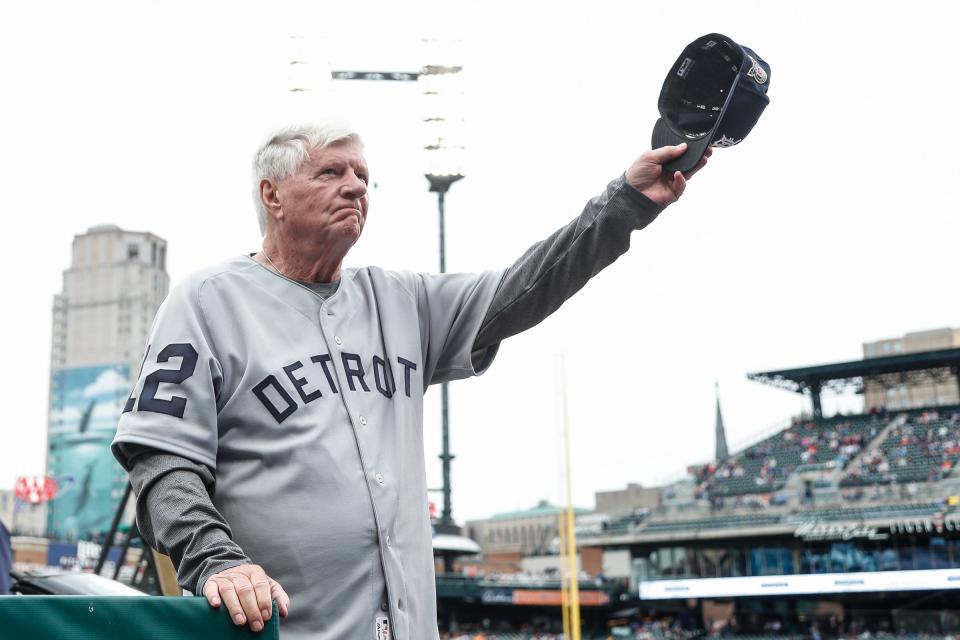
[14,476,58,504]
[513,590,610,606]
[639,568,960,600]
[480,589,515,605]
[889,516,960,535]
[47,540,121,572]
[794,521,889,541]
[480,588,610,607]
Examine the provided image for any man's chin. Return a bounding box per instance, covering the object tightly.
[296,220,364,252]
[336,220,364,244]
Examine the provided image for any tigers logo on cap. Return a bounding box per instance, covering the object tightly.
[747,55,768,85]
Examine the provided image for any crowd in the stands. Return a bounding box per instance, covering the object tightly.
[843,409,960,485]
[694,411,885,498]
[691,404,960,498]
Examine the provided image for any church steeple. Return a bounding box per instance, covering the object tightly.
[715,381,729,462]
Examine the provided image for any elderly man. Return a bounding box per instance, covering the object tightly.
[112,122,708,640]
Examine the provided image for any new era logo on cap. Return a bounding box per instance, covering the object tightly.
[652,33,771,174]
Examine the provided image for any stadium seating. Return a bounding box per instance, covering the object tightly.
[840,407,960,486]
[705,413,887,497]
[582,510,649,538]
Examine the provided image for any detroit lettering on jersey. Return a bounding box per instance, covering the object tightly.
[253,351,419,424]
[123,341,420,426]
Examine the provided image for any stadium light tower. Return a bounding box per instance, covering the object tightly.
[421,51,467,538]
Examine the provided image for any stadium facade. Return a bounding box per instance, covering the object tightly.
[465,501,593,571]
[863,328,960,410]
[46,226,168,541]
[575,345,960,635]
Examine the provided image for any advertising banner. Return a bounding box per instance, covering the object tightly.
[512,589,610,606]
[47,364,130,541]
[480,588,610,607]
[639,568,960,599]
[47,540,122,572]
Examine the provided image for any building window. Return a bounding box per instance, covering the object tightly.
[931,537,948,569]
[127,244,139,261]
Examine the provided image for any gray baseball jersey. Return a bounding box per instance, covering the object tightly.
[113,257,504,640]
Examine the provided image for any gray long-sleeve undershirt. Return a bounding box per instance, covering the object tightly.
[120,175,663,594]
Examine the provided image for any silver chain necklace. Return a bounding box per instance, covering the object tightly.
[259,251,336,300]
[262,251,286,278]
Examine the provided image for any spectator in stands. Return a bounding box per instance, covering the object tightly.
[810,622,822,640]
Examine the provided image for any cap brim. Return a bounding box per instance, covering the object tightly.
[652,117,713,174]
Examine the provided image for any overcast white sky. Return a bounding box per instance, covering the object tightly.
[2,0,958,523]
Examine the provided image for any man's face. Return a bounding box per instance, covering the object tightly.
[274,140,370,248]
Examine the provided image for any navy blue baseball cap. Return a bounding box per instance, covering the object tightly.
[652,33,771,174]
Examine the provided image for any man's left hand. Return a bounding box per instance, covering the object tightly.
[625,143,711,207]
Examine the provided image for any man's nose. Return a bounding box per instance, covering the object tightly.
[341,173,367,198]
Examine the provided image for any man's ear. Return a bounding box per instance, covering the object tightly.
[260,179,283,222]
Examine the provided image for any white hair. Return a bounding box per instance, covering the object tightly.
[252,122,364,236]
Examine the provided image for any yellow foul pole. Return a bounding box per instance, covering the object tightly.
[558,506,571,639]
[559,355,581,640]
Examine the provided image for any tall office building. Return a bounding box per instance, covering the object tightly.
[47,225,169,541]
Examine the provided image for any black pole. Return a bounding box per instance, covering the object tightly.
[437,189,454,530]
[810,381,823,420]
[113,523,139,580]
[96,482,131,575]
[438,189,447,273]
[426,174,463,555]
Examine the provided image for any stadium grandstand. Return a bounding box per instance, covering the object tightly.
[570,346,960,637]
[442,345,960,638]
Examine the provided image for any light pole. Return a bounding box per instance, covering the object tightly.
[421,54,466,572]
[426,172,462,530]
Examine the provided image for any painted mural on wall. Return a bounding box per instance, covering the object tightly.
[47,364,130,541]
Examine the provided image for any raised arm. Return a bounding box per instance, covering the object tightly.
[475,143,708,351]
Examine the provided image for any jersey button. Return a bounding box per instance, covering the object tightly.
[359,415,367,426]
[385,534,392,546]
[375,473,385,485]
[334,336,343,346]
